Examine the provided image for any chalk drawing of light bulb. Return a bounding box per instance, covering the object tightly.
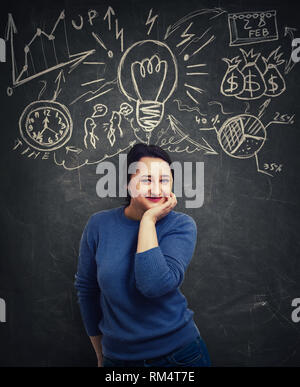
[118,40,178,139]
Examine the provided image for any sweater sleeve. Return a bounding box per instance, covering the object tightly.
[134,214,197,298]
[74,215,102,336]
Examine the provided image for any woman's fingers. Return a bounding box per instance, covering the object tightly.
[169,192,176,205]
[144,192,177,222]
[163,193,176,210]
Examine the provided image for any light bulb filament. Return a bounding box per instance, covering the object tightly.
[131,54,167,102]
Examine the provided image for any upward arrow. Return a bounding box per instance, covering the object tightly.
[167,115,218,155]
[6,14,18,85]
[5,13,17,40]
[103,6,115,31]
[284,26,297,40]
[42,116,49,126]
[52,69,65,101]
[7,9,95,88]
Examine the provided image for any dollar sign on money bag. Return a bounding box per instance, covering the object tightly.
[263,63,286,97]
[237,49,266,100]
[221,57,245,97]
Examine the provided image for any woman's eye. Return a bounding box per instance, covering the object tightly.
[141,178,169,183]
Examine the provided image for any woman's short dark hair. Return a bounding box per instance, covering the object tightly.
[123,143,174,207]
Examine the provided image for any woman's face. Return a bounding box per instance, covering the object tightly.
[127,157,173,211]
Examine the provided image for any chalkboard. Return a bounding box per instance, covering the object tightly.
[1,0,300,366]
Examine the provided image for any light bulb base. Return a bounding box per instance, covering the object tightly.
[136,100,164,132]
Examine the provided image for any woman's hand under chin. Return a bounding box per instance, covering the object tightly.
[142,192,177,223]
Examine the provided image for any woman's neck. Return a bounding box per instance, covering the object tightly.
[124,203,145,221]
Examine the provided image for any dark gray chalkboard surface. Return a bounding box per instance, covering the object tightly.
[1,0,300,366]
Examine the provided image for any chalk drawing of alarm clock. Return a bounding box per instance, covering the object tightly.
[19,100,73,151]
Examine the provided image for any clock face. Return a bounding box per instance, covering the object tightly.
[19,101,72,151]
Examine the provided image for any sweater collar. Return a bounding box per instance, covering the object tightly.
[117,205,173,227]
[117,205,141,227]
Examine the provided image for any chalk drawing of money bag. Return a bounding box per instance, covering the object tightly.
[220,56,245,97]
[262,47,286,98]
[118,40,178,140]
[237,49,266,100]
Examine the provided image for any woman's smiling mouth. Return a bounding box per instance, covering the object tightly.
[146,197,163,202]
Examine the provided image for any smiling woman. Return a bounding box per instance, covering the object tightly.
[74,143,211,367]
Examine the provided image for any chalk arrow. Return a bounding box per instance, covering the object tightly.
[104,6,115,31]
[15,49,95,87]
[68,49,96,73]
[65,146,83,154]
[164,8,225,40]
[6,13,18,85]
[284,26,297,39]
[55,69,65,84]
[42,116,49,126]
[6,13,17,40]
[52,69,65,101]
[156,115,218,155]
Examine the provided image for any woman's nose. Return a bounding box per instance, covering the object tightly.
[150,181,161,196]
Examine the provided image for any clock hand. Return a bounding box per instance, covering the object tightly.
[42,117,49,129]
[40,125,57,136]
[44,127,57,134]
[40,117,50,135]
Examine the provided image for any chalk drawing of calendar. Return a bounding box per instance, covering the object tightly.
[228,10,279,46]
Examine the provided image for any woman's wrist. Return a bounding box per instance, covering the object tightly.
[141,213,157,224]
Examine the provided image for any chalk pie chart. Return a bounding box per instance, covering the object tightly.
[217,114,266,158]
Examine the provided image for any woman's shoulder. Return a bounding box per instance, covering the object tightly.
[163,210,197,230]
[87,207,119,226]
[158,210,197,244]
[169,208,196,222]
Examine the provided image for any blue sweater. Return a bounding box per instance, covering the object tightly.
[74,205,200,360]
